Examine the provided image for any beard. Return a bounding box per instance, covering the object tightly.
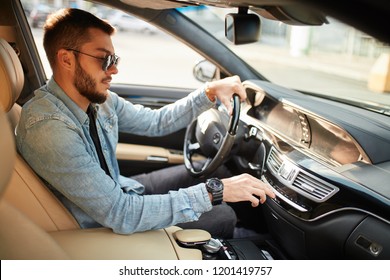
[73,59,108,104]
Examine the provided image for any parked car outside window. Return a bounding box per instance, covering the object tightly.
[108,11,159,34]
[29,4,53,28]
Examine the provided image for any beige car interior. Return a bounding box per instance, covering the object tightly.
[0,36,208,260]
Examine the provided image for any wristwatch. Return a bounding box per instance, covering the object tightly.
[205,178,224,205]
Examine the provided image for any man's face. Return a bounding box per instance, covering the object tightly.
[73,57,107,104]
[72,28,118,104]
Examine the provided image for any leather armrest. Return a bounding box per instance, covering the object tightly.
[49,226,202,260]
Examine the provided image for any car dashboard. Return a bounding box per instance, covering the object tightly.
[236,80,390,259]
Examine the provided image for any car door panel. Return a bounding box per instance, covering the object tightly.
[116,143,205,177]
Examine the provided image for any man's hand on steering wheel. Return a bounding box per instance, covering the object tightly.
[204,75,247,114]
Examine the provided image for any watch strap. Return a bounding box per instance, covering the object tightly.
[206,178,224,206]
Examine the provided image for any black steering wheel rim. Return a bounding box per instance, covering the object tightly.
[184,94,241,177]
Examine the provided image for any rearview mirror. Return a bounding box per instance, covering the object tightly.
[225,9,260,45]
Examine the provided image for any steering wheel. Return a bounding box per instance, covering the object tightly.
[184,94,241,177]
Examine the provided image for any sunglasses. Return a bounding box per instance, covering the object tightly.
[67,48,120,71]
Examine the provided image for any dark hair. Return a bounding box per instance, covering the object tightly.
[43,8,115,70]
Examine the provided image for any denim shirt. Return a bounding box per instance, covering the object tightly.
[16,77,214,234]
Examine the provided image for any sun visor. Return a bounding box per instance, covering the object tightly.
[120,0,188,9]
[252,5,328,26]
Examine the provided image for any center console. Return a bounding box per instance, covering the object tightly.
[173,229,274,260]
[203,238,274,260]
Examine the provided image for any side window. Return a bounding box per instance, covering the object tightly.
[22,0,204,89]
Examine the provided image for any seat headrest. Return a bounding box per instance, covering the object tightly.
[0,38,24,112]
[0,108,16,198]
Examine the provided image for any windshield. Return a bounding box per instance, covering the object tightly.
[22,1,390,110]
[179,6,390,108]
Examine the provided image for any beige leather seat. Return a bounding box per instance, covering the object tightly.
[0,37,79,232]
[0,38,69,258]
[0,111,69,259]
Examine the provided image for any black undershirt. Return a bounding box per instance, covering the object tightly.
[87,106,111,178]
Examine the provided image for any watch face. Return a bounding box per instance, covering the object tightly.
[206,178,223,206]
[207,178,223,191]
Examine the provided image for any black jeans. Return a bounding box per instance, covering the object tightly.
[131,162,236,239]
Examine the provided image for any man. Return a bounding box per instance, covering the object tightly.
[16,8,274,238]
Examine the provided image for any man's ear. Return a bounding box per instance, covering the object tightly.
[57,49,73,70]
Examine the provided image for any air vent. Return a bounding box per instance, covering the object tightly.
[266,146,339,204]
[267,148,283,173]
[292,171,339,202]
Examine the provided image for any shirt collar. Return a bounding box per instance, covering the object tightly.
[46,77,100,125]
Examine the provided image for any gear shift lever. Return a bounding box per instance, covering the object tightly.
[203,238,223,253]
